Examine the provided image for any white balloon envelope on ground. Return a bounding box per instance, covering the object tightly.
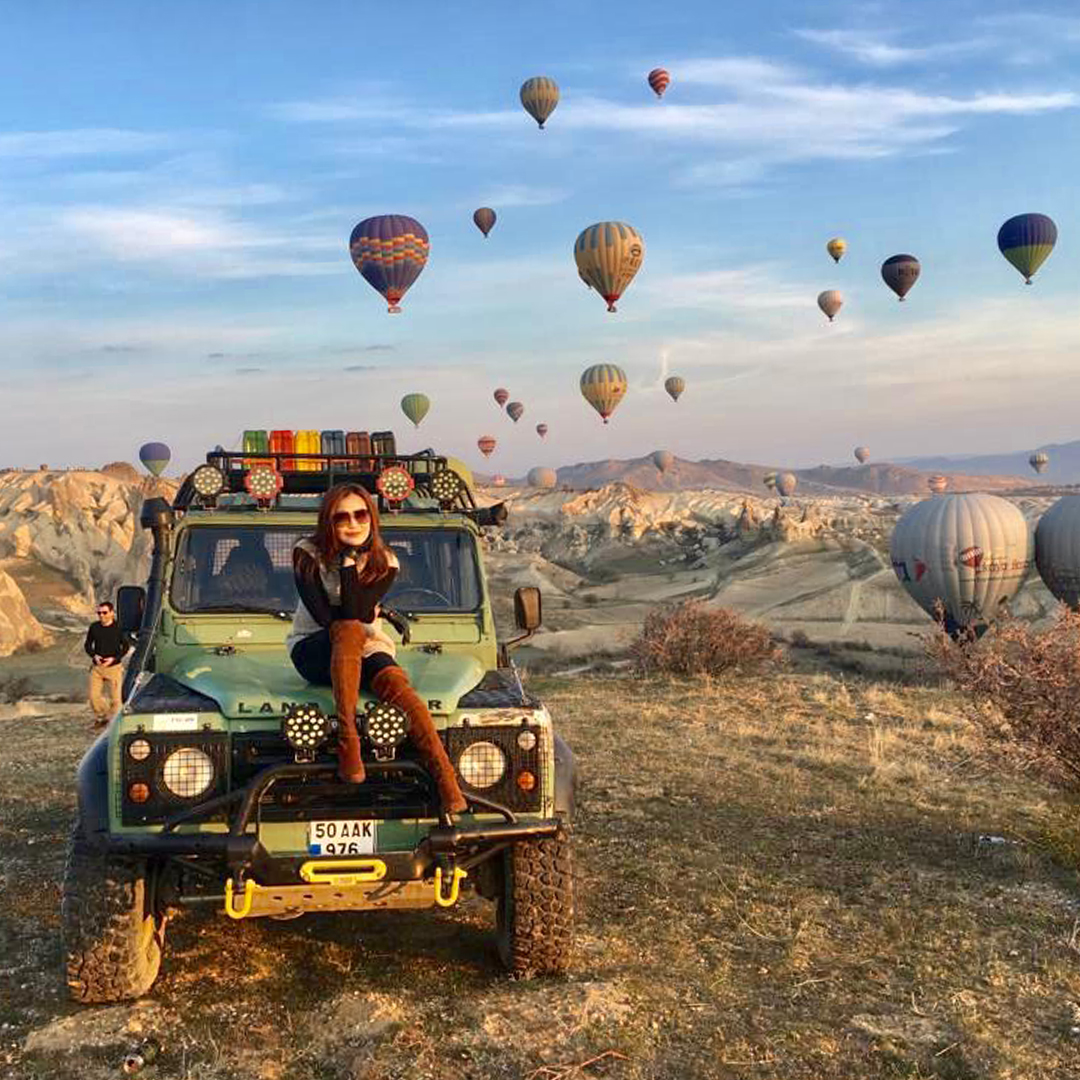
[1035,495,1080,607]
[889,493,1032,630]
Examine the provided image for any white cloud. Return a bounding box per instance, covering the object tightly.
[0,129,170,159]
[469,184,568,208]
[793,28,990,67]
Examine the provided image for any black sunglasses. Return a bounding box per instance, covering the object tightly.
[332,509,370,526]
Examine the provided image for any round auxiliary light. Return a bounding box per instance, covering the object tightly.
[429,468,463,505]
[516,770,537,793]
[128,738,152,762]
[128,782,151,804]
[191,464,225,499]
[161,747,215,799]
[376,465,415,504]
[516,730,537,752]
[282,703,332,756]
[457,741,507,789]
[363,701,410,760]
[243,463,283,503]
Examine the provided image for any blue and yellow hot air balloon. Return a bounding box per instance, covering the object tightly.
[349,215,429,314]
[520,76,559,129]
[400,393,430,428]
[574,222,645,313]
[139,442,171,477]
[998,213,1057,285]
[580,363,628,424]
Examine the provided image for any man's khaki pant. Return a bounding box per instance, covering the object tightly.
[88,663,124,721]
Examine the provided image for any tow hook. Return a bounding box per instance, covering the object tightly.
[433,865,467,907]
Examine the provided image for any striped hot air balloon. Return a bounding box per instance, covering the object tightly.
[827,237,847,263]
[580,363,628,424]
[775,472,797,497]
[574,222,645,313]
[664,375,685,402]
[494,388,509,408]
[506,401,524,423]
[817,290,843,322]
[400,393,430,428]
[1035,496,1080,607]
[528,466,557,489]
[520,76,559,129]
[473,207,497,237]
[139,442,171,477]
[536,423,548,439]
[349,215,429,314]
[647,68,670,98]
[998,213,1057,284]
[1030,451,1049,475]
[763,471,777,491]
[881,254,920,301]
[477,435,496,458]
[927,475,948,494]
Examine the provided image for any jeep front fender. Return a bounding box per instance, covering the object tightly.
[75,732,111,845]
[553,734,576,819]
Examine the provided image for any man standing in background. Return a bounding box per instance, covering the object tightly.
[84,601,133,726]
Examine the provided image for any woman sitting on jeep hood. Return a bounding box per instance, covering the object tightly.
[287,482,467,812]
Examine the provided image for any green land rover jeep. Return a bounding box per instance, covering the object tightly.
[61,442,576,1003]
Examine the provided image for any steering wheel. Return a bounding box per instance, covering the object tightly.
[389,586,453,608]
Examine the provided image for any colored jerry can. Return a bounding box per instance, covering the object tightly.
[321,429,346,467]
[371,430,397,460]
[269,429,295,470]
[295,429,323,471]
[346,431,373,471]
[242,430,270,468]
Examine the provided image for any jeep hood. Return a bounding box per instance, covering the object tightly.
[164,648,486,719]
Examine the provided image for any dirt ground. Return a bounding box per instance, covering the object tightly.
[2,671,1079,1079]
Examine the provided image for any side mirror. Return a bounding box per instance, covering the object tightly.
[514,586,542,631]
[116,586,146,634]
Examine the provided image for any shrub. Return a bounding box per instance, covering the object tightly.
[630,600,782,677]
[930,606,1080,791]
[0,675,38,704]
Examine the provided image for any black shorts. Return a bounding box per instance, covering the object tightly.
[290,629,399,690]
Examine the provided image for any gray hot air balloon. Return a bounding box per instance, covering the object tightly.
[1029,451,1049,475]
[854,446,870,464]
[817,289,843,322]
[527,466,557,489]
[881,254,921,301]
[775,472,797,497]
[1035,496,1080,607]
[890,493,1032,633]
[651,449,674,473]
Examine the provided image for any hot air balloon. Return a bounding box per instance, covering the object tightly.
[349,215,429,314]
[494,388,509,408]
[528,466,557,489]
[881,254,920,301]
[507,401,524,423]
[580,363,628,424]
[775,472,797,498]
[998,213,1057,285]
[1035,496,1080,607]
[536,423,548,439]
[763,471,777,491]
[664,375,685,402]
[493,474,506,487]
[854,446,870,464]
[473,207,497,238]
[652,450,674,473]
[827,237,847,263]
[890,493,1032,633]
[1030,451,1049,475]
[817,290,843,322]
[648,68,670,98]
[927,475,948,494]
[478,435,496,458]
[520,76,559,129]
[574,222,645,313]
[139,442,170,477]
[400,393,430,428]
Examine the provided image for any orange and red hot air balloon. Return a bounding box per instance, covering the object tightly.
[647,68,670,98]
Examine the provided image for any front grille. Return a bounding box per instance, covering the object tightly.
[445,725,544,812]
[121,732,229,825]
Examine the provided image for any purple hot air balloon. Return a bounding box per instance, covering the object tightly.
[139,441,171,477]
[349,215,429,314]
[507,401,525,423]
[881,254,920,301]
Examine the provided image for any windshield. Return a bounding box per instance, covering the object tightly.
[170,526,483,615]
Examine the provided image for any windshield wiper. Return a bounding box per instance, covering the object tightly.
[188,604,293,619]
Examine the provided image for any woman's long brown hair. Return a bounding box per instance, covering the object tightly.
[311,483,393,585]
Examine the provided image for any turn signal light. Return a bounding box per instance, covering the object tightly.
[129,782,151,804]
[516,770,536,793]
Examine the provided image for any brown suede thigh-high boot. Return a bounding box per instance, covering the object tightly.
[329,621,366,783]
[371,667,467,814]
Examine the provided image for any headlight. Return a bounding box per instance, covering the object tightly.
[457,741,507,789]
[162,747,215,799]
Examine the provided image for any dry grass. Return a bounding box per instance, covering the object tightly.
[1,671,1079,1079]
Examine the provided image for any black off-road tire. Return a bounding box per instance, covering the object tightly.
[496,833,574,976]
[61,816,164,1004]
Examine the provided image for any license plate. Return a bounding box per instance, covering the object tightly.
[307,819,378,856]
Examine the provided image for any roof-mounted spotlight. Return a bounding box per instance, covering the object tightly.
[282,703,333,763]
[363,701,409,761]
[191,464,226,506]
[375,465,414,507]
[429,468,463,508]
[244,463,284,507]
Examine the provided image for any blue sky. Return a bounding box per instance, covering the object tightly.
[3,0,1080,476]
